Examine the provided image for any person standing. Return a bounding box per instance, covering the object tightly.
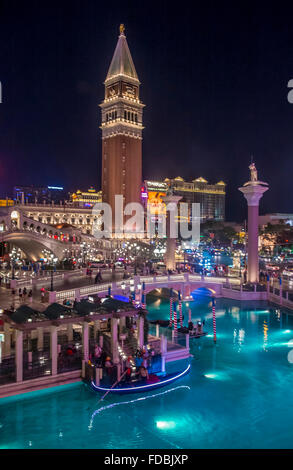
[18,288,22,302]
[94,344,102,366]
[23,287,27,302]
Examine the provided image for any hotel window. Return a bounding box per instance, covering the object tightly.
[124,110,127,119]
[135,114,138,123]
[131,112,134,121]
[127,111,130,120]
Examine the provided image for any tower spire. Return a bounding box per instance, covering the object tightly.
[105,25,139,83]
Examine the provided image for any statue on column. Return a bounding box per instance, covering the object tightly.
[249,162,258,182]
[243,160,268,187]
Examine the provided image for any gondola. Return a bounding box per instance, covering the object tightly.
[149,316,184,328]
[90,364,190,395]
[177,326,208,338]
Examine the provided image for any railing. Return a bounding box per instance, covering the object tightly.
[167,274,184,281]
[23,354,52,380]
[0,356,16,385]
[56,289,76,301]
[80,284,111,296]
[153,276,169,283]
[188,274,202,281]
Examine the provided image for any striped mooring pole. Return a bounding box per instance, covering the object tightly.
[212,297,217,343]
[169,288,173,327]
[173,300,178,333]
[188,308,192,323]
[178,291,183,327]
[141,292,146,310]
[142,282,146,308]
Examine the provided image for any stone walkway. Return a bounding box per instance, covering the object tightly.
[0,286,48,312]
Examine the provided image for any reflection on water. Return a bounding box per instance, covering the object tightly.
[89,385,190,430]
[263,320,269,351]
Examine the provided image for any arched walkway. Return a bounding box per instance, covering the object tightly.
[191,287,216,297]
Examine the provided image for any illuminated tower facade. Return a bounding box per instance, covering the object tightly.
[100,25,144,232]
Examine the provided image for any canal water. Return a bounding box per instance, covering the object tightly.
[1,297,293,449]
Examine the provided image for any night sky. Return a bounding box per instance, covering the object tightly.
[1,1,293,221]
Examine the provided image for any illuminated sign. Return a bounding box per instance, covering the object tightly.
[147,191,166,215]
[145,181,168,191]
[48,186,64,190]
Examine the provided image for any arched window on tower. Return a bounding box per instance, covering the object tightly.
[131,112,134,121]
[115,110,117,119]
[124,110,127,120]
[127,111,130,121]
[135,114,138,123]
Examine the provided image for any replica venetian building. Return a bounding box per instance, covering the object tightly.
[100,25,144,230]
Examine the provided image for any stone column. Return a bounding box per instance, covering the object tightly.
[160,335,167,373]
[111,318,119,364]
[239,178,268,284]
[37,327,44,351]
[4,322,11,357]
[162,195,182,271]
[15,330,23,382]
[82,322,89,362]
[93,320,100,342]
[137,315,144,348]
[50,326,58,376]
[156,323,160,338]
[67,323,73,342]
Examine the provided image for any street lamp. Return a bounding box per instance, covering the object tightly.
[10,247,18,280]
[50,254,58,292]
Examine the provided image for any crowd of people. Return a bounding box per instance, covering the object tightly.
[10,287,33,304]
[89,344,155,385]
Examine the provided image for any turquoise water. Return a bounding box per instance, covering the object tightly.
[1,297,293,449]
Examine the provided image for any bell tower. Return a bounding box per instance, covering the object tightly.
[100,25,144,233]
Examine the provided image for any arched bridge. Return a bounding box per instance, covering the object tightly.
[0,207,108,261]
[53,273,240,303]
